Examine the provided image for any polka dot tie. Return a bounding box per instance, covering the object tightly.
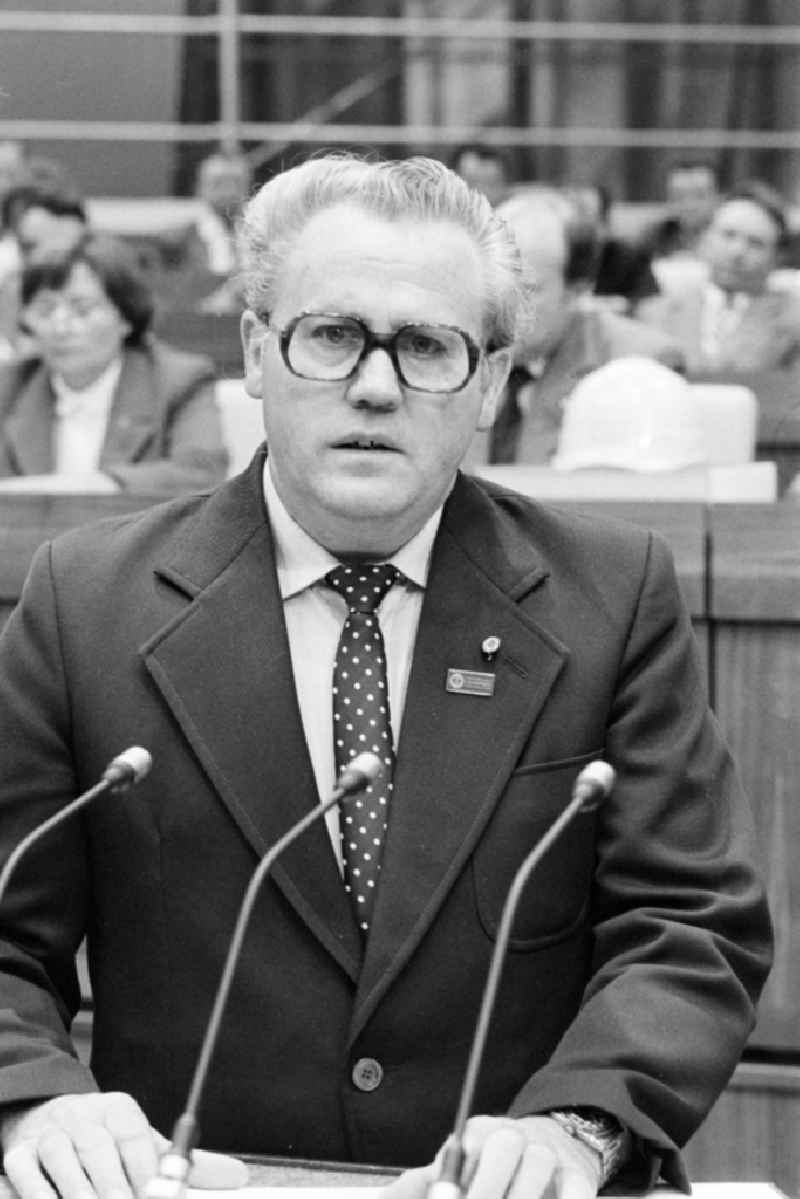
[326,562,398,936]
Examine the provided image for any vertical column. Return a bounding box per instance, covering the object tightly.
[219,0,240,150]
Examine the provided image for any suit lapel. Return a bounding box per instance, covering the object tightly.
[99,348,160,467]
[142,459,362,980]
[514,312,599,463]
[351,475,569,1037]
[4,366,54,474]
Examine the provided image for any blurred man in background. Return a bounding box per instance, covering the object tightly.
[639,179,800,371]
[476,187,684,465]
[193,147,252,277]
[451,142,511,206]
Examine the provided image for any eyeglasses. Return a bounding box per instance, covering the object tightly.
[265,312,483,394]
[24,295,114,328]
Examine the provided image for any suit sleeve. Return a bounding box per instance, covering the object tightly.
[106,355,229,495]
[0,542,99,1109]
[505,532,773,1191]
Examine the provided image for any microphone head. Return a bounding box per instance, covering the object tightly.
[104,746,153,788]
[337,752,383,796]
[574,759,615,809]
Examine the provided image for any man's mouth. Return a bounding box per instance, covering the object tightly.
[335,437,396,451]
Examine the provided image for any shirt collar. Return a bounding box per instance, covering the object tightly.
[706,281,751,314]
[262,460,442,600]
[51,356,123,418]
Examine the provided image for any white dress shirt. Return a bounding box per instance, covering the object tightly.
[51,357,123,474]
[700,283,751,364]
[194,208,239,275]
[262,462,441,865]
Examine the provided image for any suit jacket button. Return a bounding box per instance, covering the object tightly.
[352,1056,383,1092]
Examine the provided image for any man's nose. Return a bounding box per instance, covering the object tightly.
[346,346,402,406]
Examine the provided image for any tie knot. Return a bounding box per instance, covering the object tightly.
[325,563,399,613]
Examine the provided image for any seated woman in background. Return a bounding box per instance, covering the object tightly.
[0,233,228,493]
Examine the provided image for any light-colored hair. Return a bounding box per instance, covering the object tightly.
[238,153,521,348]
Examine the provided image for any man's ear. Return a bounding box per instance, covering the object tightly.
[241,309,267,398]
[476,346,512,430]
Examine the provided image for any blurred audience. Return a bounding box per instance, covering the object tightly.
[451,142,511,206]
[475,188,684,466]
[639,180,800,371]
[569,182,660,313]
[0,143,29,362]
[0,233,227,494]
[0,180,89,361]
[647,159,720,261]
[3,181,88,264]
[193,147,252,276]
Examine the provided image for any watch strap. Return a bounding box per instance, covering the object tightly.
[548,1106,630,1186]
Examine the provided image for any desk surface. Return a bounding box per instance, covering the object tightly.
[0,1165,787,1199]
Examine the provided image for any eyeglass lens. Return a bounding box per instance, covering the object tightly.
[286,314,472,391]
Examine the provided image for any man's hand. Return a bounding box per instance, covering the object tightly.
[382,1115,602,1199]
[1,1093,248,1199]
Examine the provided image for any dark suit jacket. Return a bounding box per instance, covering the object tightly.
[0,454,771,1188]
[638,283,800,373]
[0,339,228,494]
[482,307,686,465]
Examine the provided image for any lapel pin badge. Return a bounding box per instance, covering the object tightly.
[446,667,495,698]
[481,635,501,662]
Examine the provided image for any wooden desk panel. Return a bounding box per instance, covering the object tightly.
[0,494,162,628]
[683,1063,800,1195]
[689,368,800,494]
[709,505,800,621]
[707,506,800,1052]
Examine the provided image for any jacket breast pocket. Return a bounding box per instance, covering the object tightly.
[472,750,603,950]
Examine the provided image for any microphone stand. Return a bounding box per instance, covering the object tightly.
[146,753,382,1199]
[427,761,615,1199]
[0,747,152,908]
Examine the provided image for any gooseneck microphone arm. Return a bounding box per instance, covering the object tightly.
[147,751,383,1199]
[0,746,153,909]
[428,760,616,1199]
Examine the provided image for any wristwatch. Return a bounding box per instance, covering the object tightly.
[548,1106,630,1186]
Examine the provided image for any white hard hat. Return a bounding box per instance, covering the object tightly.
[552,356,708,472]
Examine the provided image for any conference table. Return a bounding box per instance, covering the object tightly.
[0,493,797,1194]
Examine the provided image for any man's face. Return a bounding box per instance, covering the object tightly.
[703,198,779,295]
[666,166,718,235]
[504,206,575,360]
[198,157,251,218]
[242,203,509,557]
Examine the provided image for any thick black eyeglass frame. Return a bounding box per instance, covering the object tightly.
[260,311,483,394]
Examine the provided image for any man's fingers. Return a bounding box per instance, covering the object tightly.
[52,1110,134,1199]
[378,1164,434,1199]
[505,1143,561,1199]
[3,1142,62,1199]
[187,1149,249,1190]
[464,1125,539,1199]
[1,1093,161,1199]
[102,1094,159,1197]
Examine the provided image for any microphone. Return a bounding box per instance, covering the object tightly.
[427,759,616,1199]
[145,750,383,1199]
[0,746,153,909]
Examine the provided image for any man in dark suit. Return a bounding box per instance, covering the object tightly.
[0,156,771,1199]
[467,188,685,468]
[639,180,800,372]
